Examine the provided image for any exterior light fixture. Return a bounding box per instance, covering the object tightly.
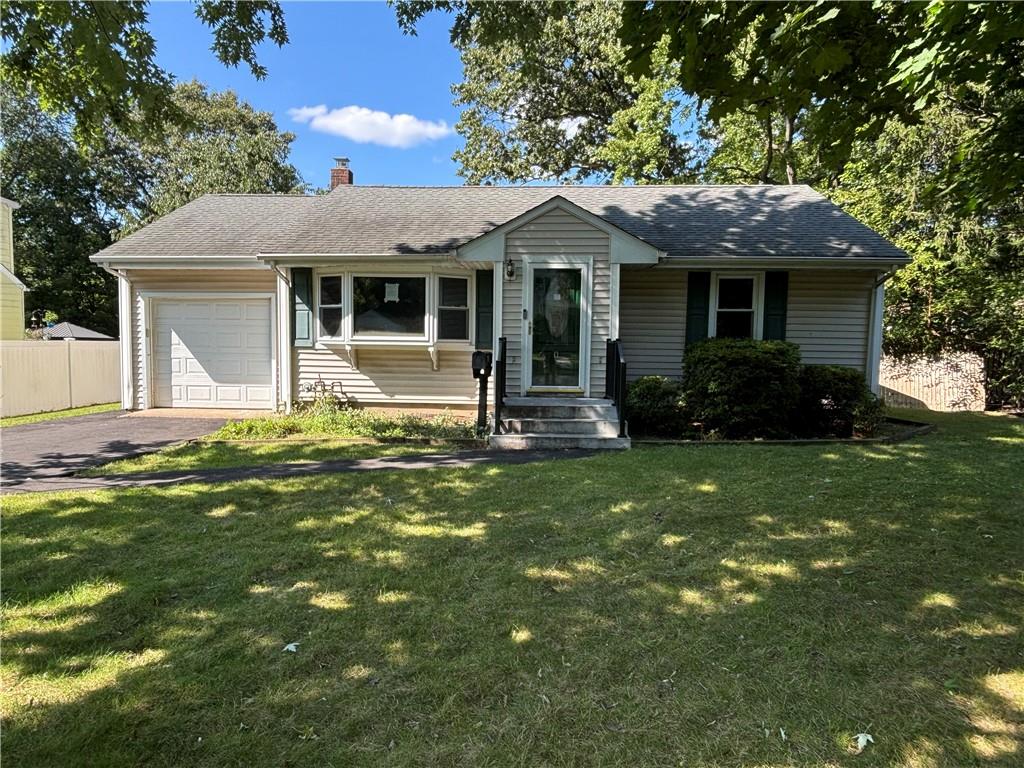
[504,257,516,281]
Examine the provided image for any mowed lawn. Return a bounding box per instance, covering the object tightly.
[2,411,1021,767]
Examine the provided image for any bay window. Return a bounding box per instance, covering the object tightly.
[353,276,427,337]
[318,275,344,338]
[437,276,470,340]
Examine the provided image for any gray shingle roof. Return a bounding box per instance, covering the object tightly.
[43,321,114,340]
[92,185,908,263]
[92,194,316,260]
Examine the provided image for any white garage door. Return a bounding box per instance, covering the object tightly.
[152,298,273,409]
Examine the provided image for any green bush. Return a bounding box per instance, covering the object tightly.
[214,394,475,441]
[796,365,875,438]
[625,375,688,437]
[853,392,886,437]
[682,338,802,439]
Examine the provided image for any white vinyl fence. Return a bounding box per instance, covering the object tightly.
[0,340,120,418]
[880,352,985,412]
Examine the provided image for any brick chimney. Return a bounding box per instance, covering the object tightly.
[330,157,353,188]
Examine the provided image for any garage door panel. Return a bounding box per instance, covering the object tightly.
[152,298,273,409]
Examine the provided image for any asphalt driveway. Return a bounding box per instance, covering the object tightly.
[1,411,227,492]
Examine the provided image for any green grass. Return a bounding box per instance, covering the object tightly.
[79,439,467,476]
[0,402,120,428]
[2,409,1021,767]
[214,405,476,440]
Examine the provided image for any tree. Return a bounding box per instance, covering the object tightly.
[0,90,143,335]
[1,1,288,146]
[618,1,1024,212]
[830,105,1024,408]
[119,80,305,234]
[1,84,305,334]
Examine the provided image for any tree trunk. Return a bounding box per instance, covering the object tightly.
[760,115,774,183]
[783,114,797,184]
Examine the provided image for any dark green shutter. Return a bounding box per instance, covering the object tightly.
[762,271,789,341]
[685,271,710,347]
[475,270,494,350]
[292,267,314,347]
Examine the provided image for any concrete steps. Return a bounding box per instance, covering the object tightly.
[490,397,629,450]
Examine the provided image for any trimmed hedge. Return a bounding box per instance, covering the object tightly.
[682,339,803,439]
[625,376,688,437]
[797,365,869,438]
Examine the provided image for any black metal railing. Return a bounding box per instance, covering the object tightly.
[605,338,628,437]
[494,336,507,434]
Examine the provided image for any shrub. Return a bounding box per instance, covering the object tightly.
[853,392,886,437]
[682,338,802,438]
[796,365,873,438]
[214,394,476,441]
[625,375,688,437]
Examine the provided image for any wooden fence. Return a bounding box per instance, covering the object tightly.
[880,352,985,412]
[0,340,120,418]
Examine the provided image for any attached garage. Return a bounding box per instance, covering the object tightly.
[150,297,275,409]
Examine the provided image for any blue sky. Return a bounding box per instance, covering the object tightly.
[147,1,465,188]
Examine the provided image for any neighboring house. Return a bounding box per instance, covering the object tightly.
[41,321,115,341]
[1,197,27,340]
[89,159,909,446]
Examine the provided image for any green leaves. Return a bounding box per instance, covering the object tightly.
[0,1,290,149]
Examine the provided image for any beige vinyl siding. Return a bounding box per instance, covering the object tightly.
[619,266,687,380]
[502,208,611,395]
[127,269,276,409]
[786,270,874,371]
[0,205,24,339]
[294,347,478,405]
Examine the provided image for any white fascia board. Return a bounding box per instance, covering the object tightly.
[658,257,909,270]
[609,230,663,264]
[0,197,21,210]
[91,258,272,270]
[257,252,458,264]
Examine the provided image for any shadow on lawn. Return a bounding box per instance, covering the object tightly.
[3,412,1022,766]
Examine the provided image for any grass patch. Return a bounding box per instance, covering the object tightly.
[80,439,466,476]
[1,402,120,428]
[3,409,1022,767]
[214,403,476,441]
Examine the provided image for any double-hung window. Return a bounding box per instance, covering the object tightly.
[318,275,344,339]
[437,276,470,341]
[353,276,427,338]
[709,273,763,339]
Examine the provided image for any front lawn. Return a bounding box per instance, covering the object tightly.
[80,439,463,476]
[0,401,120,428]
[2,410,1021,767]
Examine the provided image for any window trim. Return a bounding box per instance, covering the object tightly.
[436,274,471,342]
[708,271,765,340]
[316,273,345,340]
[311,268,476,348]
[351,273,431,341]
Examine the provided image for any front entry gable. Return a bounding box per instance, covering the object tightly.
[456,195,663,265]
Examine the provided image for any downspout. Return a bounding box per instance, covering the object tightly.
[868,267,899,395]
[101,265,135,410]
[268,261,294,413]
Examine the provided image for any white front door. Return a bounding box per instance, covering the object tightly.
[523,261,591,394]
[152,298,273,409]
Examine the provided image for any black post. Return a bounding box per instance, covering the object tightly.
[476,371,489,435]
[605,338,614,398]
[494,337,507,435]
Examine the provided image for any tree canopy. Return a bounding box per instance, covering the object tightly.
[1,1,289,146]
[0,84,304,335]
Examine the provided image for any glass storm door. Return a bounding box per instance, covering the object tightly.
[529,267,583,390]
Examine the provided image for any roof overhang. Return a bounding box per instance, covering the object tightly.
[655,255,910,270]
[89,256,272,270]
[0,197,20,210]
[455,195,664,264]
[257,252,458,265]
[0,263,27,290]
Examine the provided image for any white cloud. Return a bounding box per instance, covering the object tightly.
[287,104,452,149]
[559,116,588,139]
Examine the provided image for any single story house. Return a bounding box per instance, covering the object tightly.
[90,160,909,447]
